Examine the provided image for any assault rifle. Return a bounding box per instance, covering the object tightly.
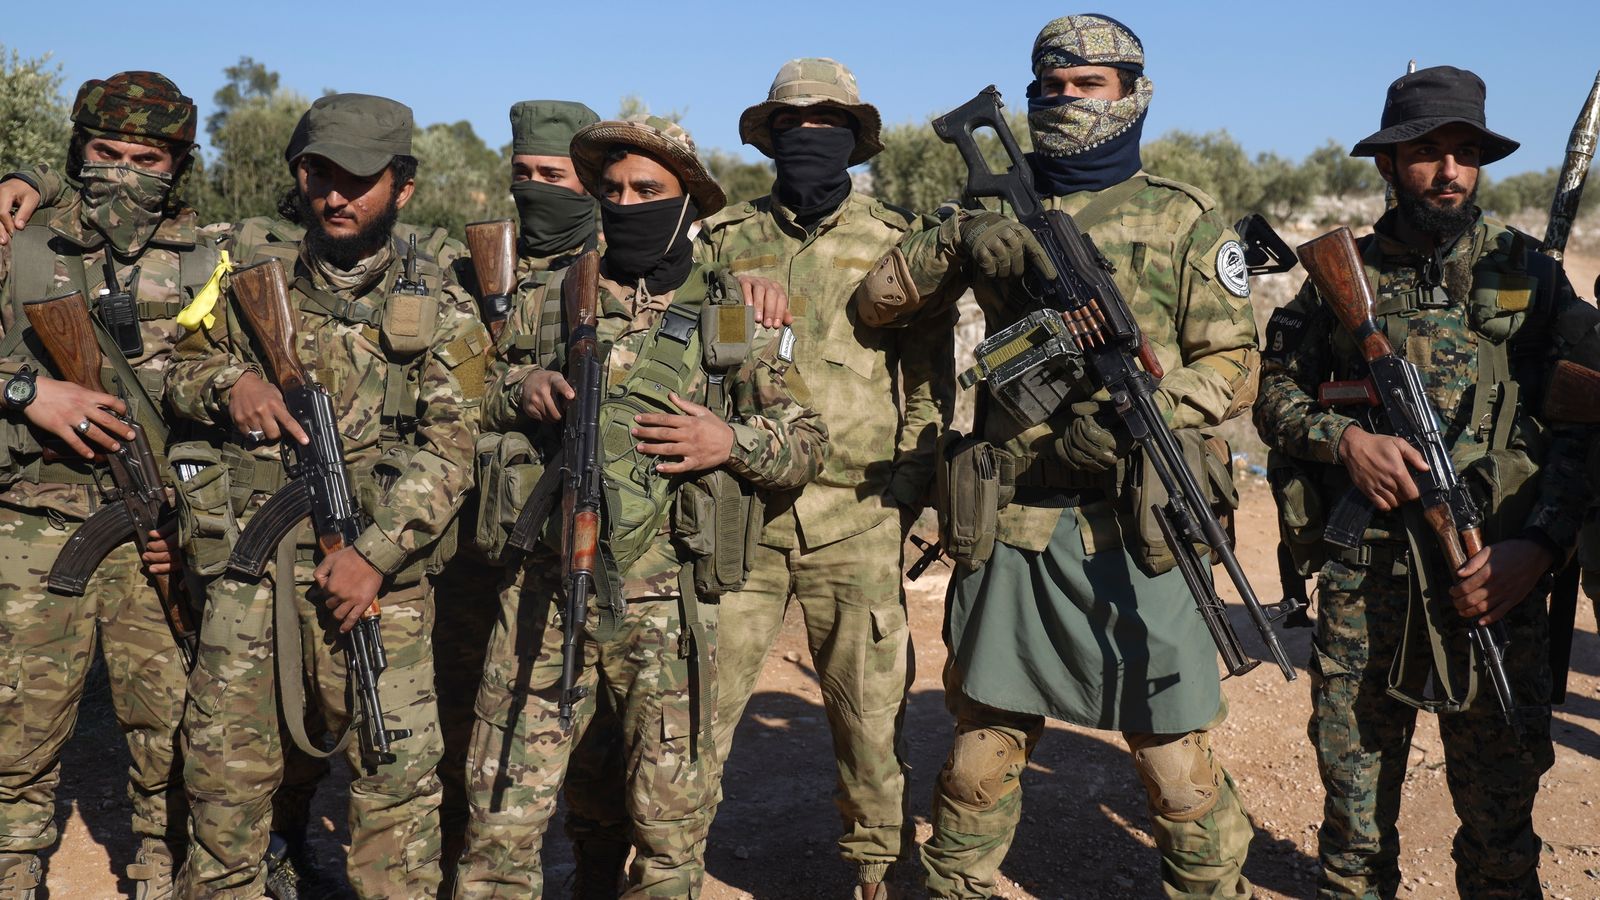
[465,219,517,341]
[224,258,411,768]
[504,250,605,731]
[25,290,197,668]
[933,86,1299,681]
[1298,228,1520,729]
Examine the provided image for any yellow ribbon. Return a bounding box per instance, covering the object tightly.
[176,249,232,331]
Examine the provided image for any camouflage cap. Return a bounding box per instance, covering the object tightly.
[739,58,883,165]
[1032,14,1145,76]
[285,93,414,177]
[71,71,197,147]
[570,115,727,217]
[510,100,600,157]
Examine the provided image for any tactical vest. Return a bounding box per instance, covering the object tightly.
[0,206,220,488]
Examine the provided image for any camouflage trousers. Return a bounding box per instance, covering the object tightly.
[707,515,912,884]
[0,504,189,855]
[921,674,1253,900]
[1309,557,1553,900]
[454,564,719,898]
[177,555,444,899]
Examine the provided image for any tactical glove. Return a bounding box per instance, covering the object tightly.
[957,212,1058,281]
[1056,400,1127,472]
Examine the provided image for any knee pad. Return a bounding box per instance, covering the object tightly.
[939,724,1028,812]
[1127,730,1223,823]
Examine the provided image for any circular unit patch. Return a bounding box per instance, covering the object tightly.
[1216,240,1250,298]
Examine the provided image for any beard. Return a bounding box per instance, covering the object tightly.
[1395,178,1479,241]
[296,187,402,269]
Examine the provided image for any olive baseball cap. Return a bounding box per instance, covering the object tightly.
[510,100,599,157]
[285,93,414,177]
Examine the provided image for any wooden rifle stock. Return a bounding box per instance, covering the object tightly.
[1297,227,1393,363]
[229,259,309,393]
[465,219,517,339]
[1543,359,1600,423]
[24,292,104,391]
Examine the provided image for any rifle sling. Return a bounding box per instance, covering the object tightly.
[1547,560,1581,703]
[1060,175,1150,233]
[273,537,354,760]
[676,566,714,761]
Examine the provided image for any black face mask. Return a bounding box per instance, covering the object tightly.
[510,179,597,258]
[771,124,854,226]
[599,195,698,295]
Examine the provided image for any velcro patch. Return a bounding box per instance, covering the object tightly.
[778,326,796,363]
[1263,308,1308,362]
[728,253,780,273]
[1216,240,1250,298]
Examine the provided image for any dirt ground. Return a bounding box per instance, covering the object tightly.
[39,477,1600,899]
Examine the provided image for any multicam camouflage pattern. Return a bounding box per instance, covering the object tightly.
[1254,210,1590,897]
[570,116,727,218]
[737,58,884,165]
[177,557,444,897]
[72,71,197,146]
[454,566,719,898]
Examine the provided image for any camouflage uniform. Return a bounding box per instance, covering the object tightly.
[0,72,208,899]
[454,117,829,899]
[860,20,1260,890]
[692,58,953,892]
[1254,209,1593,899]
[163,94,487,899]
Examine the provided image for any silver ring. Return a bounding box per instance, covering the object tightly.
[75,420,91,434]
[247,429,265,441]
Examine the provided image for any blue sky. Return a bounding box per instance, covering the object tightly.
[12,0,1598,176]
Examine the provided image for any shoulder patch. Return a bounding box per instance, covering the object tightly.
[1216,240,1251,298]
[1263,307,1308,362]
[777,325,796,363]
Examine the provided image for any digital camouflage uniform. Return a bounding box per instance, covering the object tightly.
[0,72,210,900]
[692,57,954,893]
[163,94,488,899]
[454,116,830,899]
[1254,209,1595,899]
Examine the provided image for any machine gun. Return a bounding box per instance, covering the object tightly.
[25,290,196,668]
[933,86,1300,681]
[224,258,411,768]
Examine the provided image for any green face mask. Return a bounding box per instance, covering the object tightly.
[79,163,173,254]
[510,179,597,258]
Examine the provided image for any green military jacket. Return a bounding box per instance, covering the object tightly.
[486,259,829,600]
[165,223,488,576]
[1255,210,1595,553]
[696,190,954,548]
[0,194,222,519]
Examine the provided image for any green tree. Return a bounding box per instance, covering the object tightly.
[1302,139,1382,198]
[702,150,771,206]
[870,112,1028,213]
[207,86,307,222]
[0,45,70,174]
[207,57,279,138]
[403,121,511,239]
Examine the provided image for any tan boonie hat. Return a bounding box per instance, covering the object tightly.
[285,93,414,177]
[738,57,883,166]
[570,115,727,217]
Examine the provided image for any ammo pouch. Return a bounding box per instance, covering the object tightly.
[1128,430,1237,577]
[1459,447,1541,546]
[169,440,242,576]
[935,431,1016,570]
[673,468,763,597]
[473,430,548,563]
[1267,449,1327,576]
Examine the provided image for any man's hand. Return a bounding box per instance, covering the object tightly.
[141,520,180,576]
[957,211,1058,280]
[0,177,42,245]
[1450,538,1555,625]
[228,371,309,445]
[21,377,134,458]
[737,275,793,328]
[518,369,574,423]
[631,392,733,475]
[1057,400,1125,472]
[1336,426,1428,511]
[314,546,383,633]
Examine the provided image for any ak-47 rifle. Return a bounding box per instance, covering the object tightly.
[1299,228,1521,729]
[223,259,410,768]
[25,290,197,668]
[503,249,605,731]
[465,219,517,341]
[933,86,1300,681]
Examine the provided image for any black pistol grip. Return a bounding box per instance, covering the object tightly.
[48,503,136,595]
[227,479,313,578]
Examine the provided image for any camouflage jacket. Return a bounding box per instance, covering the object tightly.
[0,193,222,519]
[879,173,1259,550]
[1254,210,1596,552]
[486,259,829,599]
[696,190,954,548]
[165,225,488,575]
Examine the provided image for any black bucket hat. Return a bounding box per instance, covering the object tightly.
[1351,65,1519,164]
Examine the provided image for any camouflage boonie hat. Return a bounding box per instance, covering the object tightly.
[71,71,197,146]
[570,115,727,217]
[285,93,414,177]
[1032,14,1145,75]
[739,58,883,165]
[510,100,599,157]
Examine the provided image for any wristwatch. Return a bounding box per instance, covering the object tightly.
[3,365,38,410]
